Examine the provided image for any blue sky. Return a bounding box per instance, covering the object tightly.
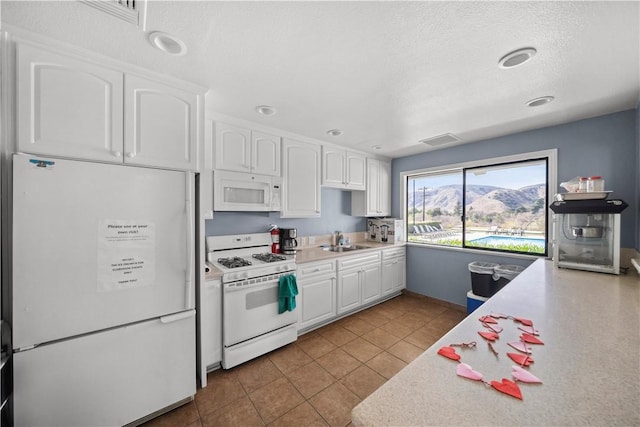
[411,162,546,191]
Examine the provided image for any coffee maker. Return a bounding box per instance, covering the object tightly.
[279,228,298,255]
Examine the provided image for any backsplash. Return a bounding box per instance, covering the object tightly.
[205,187,367,237]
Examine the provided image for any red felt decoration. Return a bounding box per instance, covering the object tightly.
[508,341,531,354]
[478,331,500,341]
[484,323,503,333]
[479,315,498,324]
[491,378,523,400]
[437,346,461,361]
[520,333,544,345]
[507,352,533,366]
[518,325,539,335]
[514,317,533,326]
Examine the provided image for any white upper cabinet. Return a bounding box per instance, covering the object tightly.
[214,123,280,176]
[252,131,281,176]
[281,138,321,217]
[124,75,198,171]
[214,123,251,172]
[17,43,124,163]
[352,158,391,217]
[321,147,365,190]
[16,41,200,171]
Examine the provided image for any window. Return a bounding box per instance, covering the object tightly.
[403,150,556,256]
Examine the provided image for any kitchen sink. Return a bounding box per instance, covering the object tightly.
[324,245,369,252]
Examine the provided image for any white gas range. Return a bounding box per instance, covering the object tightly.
[206,233,297,369]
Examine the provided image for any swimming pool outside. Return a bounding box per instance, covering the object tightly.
[469,236,545,250]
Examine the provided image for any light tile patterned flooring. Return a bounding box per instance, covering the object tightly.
[144,292,467,427]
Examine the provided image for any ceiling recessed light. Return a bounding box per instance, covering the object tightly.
[526,96,554,107]
[148,31,187,56]
[326,129,343,137]
[499,47,537,69]
[371,145,382,150]
[255,105,277,116]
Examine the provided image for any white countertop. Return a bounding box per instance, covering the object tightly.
[352,259,640,426]
[294,242,405,264]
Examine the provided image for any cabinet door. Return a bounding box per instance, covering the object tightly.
[345,152,366,190]
[252,131,281,176]
[381,260,394,296]
[281,138,321,217]
[200,278,221,385]
[299,276,336,330]
[392,257,406,291]
[214,122,251,172]
[337,269,361,314]
[17,43,123,162]
[361,263,382,305]
[378,160,391,216]
[124,75,198,171]
[366,159,381,215]
[322,147,346,188]
[382,257,405,296]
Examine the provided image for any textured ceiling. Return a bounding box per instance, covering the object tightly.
[2,1,639,158]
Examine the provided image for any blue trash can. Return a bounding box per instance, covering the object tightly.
[467,291,488,314]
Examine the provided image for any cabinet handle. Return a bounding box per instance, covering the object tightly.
[113,151,122,157]
[126,152,136,158]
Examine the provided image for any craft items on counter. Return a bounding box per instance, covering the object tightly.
[437,312,544,400]
[478,331,499,341]
[511,365,542,383]
[507,352,534,366]
[508,341,532,353]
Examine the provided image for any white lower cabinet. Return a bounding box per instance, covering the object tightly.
[199,277,221,387]
[337,252,382,315]
[381,247,406,296]
[297,261,336,331]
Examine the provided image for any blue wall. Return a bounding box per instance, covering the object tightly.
[205,186,366,236]
[393,109,638,306]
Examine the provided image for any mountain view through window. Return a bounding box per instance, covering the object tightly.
[407,159,547,255]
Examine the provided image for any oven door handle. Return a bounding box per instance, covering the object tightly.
[223,276,292,293]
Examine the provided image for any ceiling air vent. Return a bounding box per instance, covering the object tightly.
[81,0,146,27]
[419,133,461,147]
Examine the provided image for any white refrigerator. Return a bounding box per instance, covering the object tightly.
[11,154,196,426]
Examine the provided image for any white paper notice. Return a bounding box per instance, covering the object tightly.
[97,220,156,291]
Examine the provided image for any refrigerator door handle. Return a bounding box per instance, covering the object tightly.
[185,173,195,310]
[160,309,196,324]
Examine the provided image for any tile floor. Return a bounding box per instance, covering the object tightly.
[143,292,467,427]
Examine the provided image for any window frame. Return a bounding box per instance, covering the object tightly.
[400,149,557,258]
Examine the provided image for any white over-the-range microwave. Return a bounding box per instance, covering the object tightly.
[213,170,282,212]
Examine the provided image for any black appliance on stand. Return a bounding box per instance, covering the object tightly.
[279,228,298,255]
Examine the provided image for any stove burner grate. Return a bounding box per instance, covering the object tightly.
[217,256,252,269]
[252,253,287,263]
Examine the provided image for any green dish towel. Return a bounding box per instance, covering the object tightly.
[278,274,299,314]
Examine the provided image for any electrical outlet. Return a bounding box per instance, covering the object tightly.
[300,236,307,246]
[308,236,315,245]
